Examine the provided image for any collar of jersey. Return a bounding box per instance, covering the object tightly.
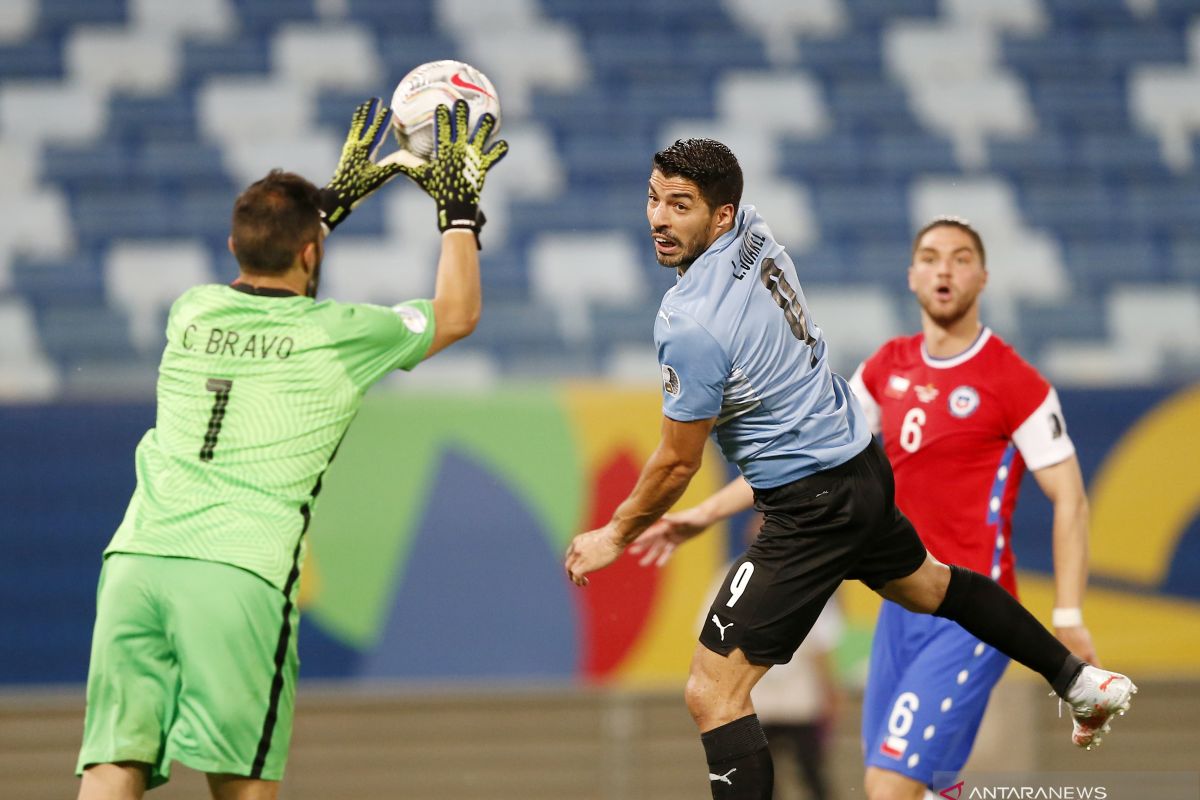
[921,326,992,369]
[230,281,301,298]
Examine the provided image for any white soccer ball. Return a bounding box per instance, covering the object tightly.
[390,60,501,159]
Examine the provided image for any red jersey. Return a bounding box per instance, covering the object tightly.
[850,328,1075,596]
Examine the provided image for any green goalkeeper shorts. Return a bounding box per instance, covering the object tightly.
[77,553,299,787]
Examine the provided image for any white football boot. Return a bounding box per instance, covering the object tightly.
[1063,665,1137,749]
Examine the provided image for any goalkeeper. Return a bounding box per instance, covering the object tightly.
[75,99,506,800]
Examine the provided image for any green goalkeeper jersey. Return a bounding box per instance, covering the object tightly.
[105,283,436,590]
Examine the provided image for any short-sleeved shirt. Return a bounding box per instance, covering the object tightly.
[849,328,1074,594]
[104,283,436,589]
[654,205,870,489]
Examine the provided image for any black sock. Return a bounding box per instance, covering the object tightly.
[700,714,773,799]
[934,565,1085,696]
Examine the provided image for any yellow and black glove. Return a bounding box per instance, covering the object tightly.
[319,97,412,233]
[391,100,509,248]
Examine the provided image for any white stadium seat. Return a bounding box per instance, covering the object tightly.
[67,28,179,93]
[272,24,383,90]
[105,241,213,352]
[716,71,831,139]
[723,0,847,62]
[458,27,589,117]
[530,232,644,342]
[885,22,1000,82]
[908,75,1035,168]
[942,0,1047,34]
[0,0,36,42]
[1130,69,1200,172]
[0,189,75,289]
[0,82,107,144]
[199,78,313,144]
[320,235,438,306]
[221,134,340,188]
[129,0,234,37]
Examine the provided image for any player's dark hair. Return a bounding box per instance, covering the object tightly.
[652,138,743,211]
[912,216,987,266]
[231,169,322,274]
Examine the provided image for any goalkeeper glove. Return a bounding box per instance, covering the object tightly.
[387,100,509,248]
[319,97,419,233]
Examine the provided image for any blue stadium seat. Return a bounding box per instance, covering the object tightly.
[1021,182,1122,238]
[562,134,655,189]
[1077,133,1172,181]
[1029,78,1130,133]
[826,78,924,133]
[0,36,63,80]
[1015,294,1109,349]
[797,33,884,80]
[812,184,911,242]
[71,191,176,243]
[1126,184,1200,236]
[1041,0,1135,29]
[1002,33,1096,81]
[346,0,437,36]
[1168,239,1200,282]
[378,34,463,79]
[230,0,318,34]
[35,305,138,363]
[1093,28,1188,70]
[988,133,1076,183]
[133,142,231,190]
[10,255,106,310]
[851,240,914,286]
[841,0,939,29]
[40,141,132,192]
[871,133,958,177]
[778,135,867,183]
[1060,238,1163,285]
[182,38,272,85]
[106,93,199,145]
[36,0,126,35]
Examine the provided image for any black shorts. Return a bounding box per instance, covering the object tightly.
[700,440,927,665]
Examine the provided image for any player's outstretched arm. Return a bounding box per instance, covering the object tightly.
[388,100,509,248]
[1032,454,1099,664]
[565,416,714,586]
[318,97,418,233]
[630,475,755,567]
[394,101,508,359]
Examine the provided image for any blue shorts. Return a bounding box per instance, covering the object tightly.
[862,600,1009,788]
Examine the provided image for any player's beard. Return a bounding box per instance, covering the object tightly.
[920,287,977,328]
[652,228,709,272]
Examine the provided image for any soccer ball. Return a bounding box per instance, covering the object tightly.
[390,60,501,159]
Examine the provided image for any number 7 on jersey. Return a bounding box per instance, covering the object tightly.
[200,378,233,462]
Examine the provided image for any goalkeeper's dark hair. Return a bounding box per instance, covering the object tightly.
[653,139,743,211]
[231,170,323,274]
[913,216,987,267]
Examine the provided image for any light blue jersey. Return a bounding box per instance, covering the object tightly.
[654,205,870,489]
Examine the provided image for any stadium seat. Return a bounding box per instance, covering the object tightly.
[0,35,63,80]
[128,0,235,38]
[0,298,60,400]
[221,133,340,189]
[802,283,903,374]
[199,78,313,145]
[65,28,178,93]
[104,241,213,351]
[715,71,830,139]
[722,0,846,62]
[0,82,107,144]
[271,24,383,90]
[529,232,645,343]
[0,188,75,287]
[1129,68,1200,171]
[942,0,1045,33]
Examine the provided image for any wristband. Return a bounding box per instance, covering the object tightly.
[1052,607,1083,627]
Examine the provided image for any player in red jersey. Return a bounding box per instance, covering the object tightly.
[633,218,1133,799]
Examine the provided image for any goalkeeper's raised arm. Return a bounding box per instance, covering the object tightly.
[389,100,508,359]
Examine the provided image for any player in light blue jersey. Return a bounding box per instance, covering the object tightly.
[564,140,1134,800]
